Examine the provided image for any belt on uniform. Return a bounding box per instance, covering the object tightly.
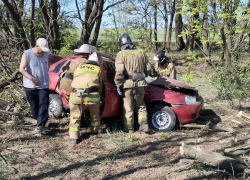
[124,75,133,80]
[72,87,98,94]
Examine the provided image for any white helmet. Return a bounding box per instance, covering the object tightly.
[74,44,91,53]
[88,52,98,62]
[87,52,99,65]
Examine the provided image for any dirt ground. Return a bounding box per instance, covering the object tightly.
[1,56,250,180]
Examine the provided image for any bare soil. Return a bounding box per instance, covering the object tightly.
[0,56,250,180]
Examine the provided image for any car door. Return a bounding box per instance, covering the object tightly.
[98,53,122,118]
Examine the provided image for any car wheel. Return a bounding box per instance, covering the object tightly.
[148,106,176,132]
[49,94,63,118]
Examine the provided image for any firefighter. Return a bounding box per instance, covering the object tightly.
[114,33,151,133]
[68,52,102,145]
[151,51,177,79]
[59,44,93,93]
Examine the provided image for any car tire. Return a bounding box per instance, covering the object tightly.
[148,106,176,132]
[49,94,63,118]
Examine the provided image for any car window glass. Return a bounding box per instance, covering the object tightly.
[99,55,115,82]
[52,60,67,73]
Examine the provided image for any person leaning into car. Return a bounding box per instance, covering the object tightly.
[59,44,94,94]
[150,51,177,79]
[67,52,102,145]
[114,33,151,133]
[19,38,52,135]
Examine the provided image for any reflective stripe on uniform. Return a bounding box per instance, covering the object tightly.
[76,65,100,73]
[70,96,100,102]
[69,127,79,132]
[91,122,100,127]
[74,72,98,79]
[124,124,134,128]
[124,120,134,128]
[138,115,147,123]
[159,69,170,73]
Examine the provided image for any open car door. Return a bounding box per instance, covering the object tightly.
[97,52,122,118]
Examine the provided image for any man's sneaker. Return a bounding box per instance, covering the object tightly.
[34,126,42,133]
[41,127,53,135]
[139,122,149,133]
[68,138,78,146]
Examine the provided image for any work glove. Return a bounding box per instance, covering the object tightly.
[117,87,123,96]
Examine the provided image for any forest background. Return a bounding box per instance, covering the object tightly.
[1,0,250,179]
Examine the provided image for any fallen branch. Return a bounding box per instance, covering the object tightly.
[237,111,250,122]
[181,124,234,132]
[0,109,36,125]
[0,153,7,165]
[235,135,250,142]
[180,142,246,174]
[0,70,22,89]
[224,144,250,156]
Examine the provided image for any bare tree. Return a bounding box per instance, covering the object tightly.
[2,0,29,50]
[39,0,60,50]
[77,0,126,45]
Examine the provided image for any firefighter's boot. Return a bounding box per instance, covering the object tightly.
[139,122,149,133]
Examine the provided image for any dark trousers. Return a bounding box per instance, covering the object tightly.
[24,88,49,126]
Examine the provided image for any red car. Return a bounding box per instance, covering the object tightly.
[48,51,203,132]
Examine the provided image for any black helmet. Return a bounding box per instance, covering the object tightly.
[153,51,170,65]
[119,33,134,50]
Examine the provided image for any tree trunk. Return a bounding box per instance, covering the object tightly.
[91,0,104,46]
[180,142,246,174]
[202,11,209,57]
[39,0,60,50]
[153,2,158,50]
[162,0,168,51]
[2,0,29,50]
[166,0,176,52]
[51,0,60,50]
[175,0,185,51]
[80,0,126,44]
[30,0,35,46]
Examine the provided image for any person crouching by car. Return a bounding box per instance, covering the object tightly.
[114,33,151,134]
[151,51,177,79]
[68,52,103,145]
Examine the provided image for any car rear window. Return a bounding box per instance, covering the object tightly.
[52,60,67,73]
[99,55,115,82]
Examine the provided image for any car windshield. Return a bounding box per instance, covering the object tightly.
[52,60,67,73]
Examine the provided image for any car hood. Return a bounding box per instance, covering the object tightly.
[147,77,197,92]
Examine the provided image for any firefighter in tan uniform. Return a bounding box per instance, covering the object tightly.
[151,51,176,79]
[68,52,102,145]
[115,33,151,133]
[59,44,93,93]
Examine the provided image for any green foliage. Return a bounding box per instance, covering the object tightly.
[208,60,248,101]
[128,134,137,142]
[181,72,194,83]
[98,28,120,57]
[181,51,203,83]
[56,29,78,57]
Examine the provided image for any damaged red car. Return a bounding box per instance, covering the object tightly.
[48,51,204,132]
